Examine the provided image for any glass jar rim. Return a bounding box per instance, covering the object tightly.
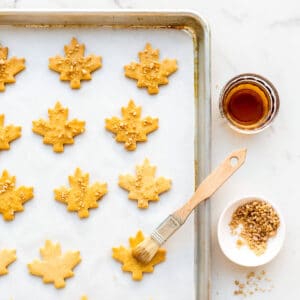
[219,73,280,134]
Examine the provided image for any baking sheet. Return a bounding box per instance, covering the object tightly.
[0,25,196,300]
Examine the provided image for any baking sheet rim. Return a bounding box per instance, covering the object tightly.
[0,9,212,300]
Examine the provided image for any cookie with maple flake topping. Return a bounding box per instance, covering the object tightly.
[0,170,34,221]
[0,114,21,151]
[112,230,166,280]
[54,168,107,218]
[119,158,171,208]
[124,43,178,94]
[105,100,158,151]
[49,37,102,89]
[0,45,25,92]
[32,102,85,152]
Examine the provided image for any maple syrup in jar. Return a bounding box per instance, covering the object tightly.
[219,74,279,133]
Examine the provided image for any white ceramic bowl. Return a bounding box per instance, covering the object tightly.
[217,197,285,267]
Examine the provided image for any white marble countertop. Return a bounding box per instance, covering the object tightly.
[0,0,298,299]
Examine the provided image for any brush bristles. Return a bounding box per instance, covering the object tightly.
[132,237,160,264]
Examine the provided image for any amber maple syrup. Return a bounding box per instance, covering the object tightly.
[220,74,279,133]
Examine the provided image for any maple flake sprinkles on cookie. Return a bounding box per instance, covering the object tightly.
[54,168,108,218]
[28,240,81,289]
[0,45,25,92]
[49,37,102,89]
[32,102,85,153]
[112,230,166,281]
[119,158,171,208]
[124,43,178,94]
[105,100,158,151]
[0,170,34,221]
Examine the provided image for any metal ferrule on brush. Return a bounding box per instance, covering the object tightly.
[151,215,183,246]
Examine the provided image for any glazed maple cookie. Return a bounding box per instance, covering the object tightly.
[0,114,21,151]
[32,102,85,152]
[28,240,81,289]
[124,43,178,94]
[54,168,107,218]
[105,100,158,151]
[0,249,16,276]
[0,45,25,92]
[49,37,102,89]
[119,158,171,208]
[112,230,166,281]
[0,170,34,221]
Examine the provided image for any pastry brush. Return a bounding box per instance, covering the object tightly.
[132,148,247,264]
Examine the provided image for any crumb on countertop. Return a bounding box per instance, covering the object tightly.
[233,270,273,297]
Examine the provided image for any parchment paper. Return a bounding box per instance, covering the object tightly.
[0,26,195,300]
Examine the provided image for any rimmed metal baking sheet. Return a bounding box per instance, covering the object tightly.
[0,10,211,300]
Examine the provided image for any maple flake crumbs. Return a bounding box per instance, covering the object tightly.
[28,240,81,289]
[49,37,102,89]
[54,168,108,218]
[124,43,178,94]
[119,158,171,208]
[105,100,158,151]
[112,230,166,280]
[229,199,280,255]
[233,270,273,297]
[0,170,34,221]
[0,45,25,92]
[32,102,85,153]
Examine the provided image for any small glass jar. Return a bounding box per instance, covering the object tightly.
[219,73,280,134]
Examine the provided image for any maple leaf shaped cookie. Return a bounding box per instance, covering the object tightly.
[0,114,21,151]
[0,170,34,221]
[112,230,166,281]
[32,102,85,153]
[119,158,171,208]
[124,43,178,94]
[105,100,158,151]
[49,37,102,89]
[0,249,16,275]
[28,240,81,289]
[0,46,25,92]
[54,168,108,218]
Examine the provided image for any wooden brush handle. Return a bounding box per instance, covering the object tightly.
[173,148,247,223]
